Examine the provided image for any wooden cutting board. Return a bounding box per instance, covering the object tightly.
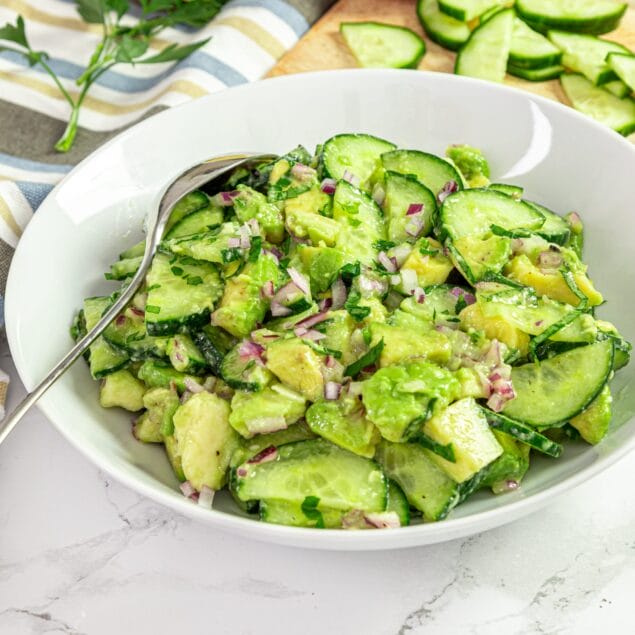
[268,0,635,137]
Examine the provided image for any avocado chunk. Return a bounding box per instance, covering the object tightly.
[234,185,284,243]
[213,252,281,339]
[284,186,331,217]
[286,207,340,246]
[173,392,239,490]
[99,370,145,411]
[569,385,612,445]
[446,144,490,188]
[265,337,325,402]
[137,360,203,393]
[480,429,530,491]
[139,386,180,439]
[370,322,452,367]
[399,237,454,287]
[361,361,461,442]
[229,384,307,438]
[298,245,345,293]
[306,398,380,458]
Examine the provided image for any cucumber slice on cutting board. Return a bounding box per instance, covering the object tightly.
[455,9,514,83]
[508,63,564,81]
[606,53,635,94]
[417,0,470,51]
[340,21,426,69]
[438,0,506,22]
[509,17,562,70]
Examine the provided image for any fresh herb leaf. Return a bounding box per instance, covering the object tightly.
[145,304,161,314]
[454,294,467,314]
[300,496,325,528]
[373,240,396,251]
[221,248,242,264]
[344,291,370,322]
[0,15,29,48]
[138,39,209,64]
[76,0,106,24]
[339,261,360,282]
[344,339,384,377]
[248,236,262,263]
[419,238,440,256]
[186,276,203,286]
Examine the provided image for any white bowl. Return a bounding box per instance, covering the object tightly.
[6,70,635,550]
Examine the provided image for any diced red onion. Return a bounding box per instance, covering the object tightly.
[227,237,240,249]
[484,340,502,367]
[215,191,240,206]
[295,311,330,329]
[392,244,412,267]
[320,178,337,195]
[272,281,302,305]
[511,238,525,254]
[239,232,251,250]
[492,479,520,495]
[198,485,215,509]
[414,287,426,304]
[270,301,293,317]
[247,446,278,465]
[341,509,368,529]
[287,267,310,296]
[246,416,288,435]
[291,162,316,181]
[567,212,583,233]
[487,392,507,412]
[405,217,424,238]
[535,320,544,327]
[342,169,360,188]
[401,268,418,295]
[184,377,204,394]
[236,467,248,477]
[238,340,265,360]
[130,307,144,318]
[302,328,327,341]
[324,381,342,400]
[246,218,261,236]
[364,511,401,529]
[270,383,305,402]
[260,280,275,300]
[325,355,336,369]
[437,180,459,204]
[180,481,196,498]
[263,249,280,265]
[372,184,385,206]
[116,315,127,326]
[537,249,563,270]
[378,251,397,273]
[407,203,424,216]
[331,277,347,309]
[318,297,333,312]
[464,292,476,305]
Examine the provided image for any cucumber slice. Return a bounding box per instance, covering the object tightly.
[489,183,524,199]
[400,283,467,323]
[516,0,627,36]
[524,200,570,244]
[383,171,436,243]
[165,191,210,233]
[548,31,630,86]
[119,240,145,260]
[508,63,564,82]
[167,334,209,375]
[440,189,545,241]
[322,134,396,190]
[417,0,470,52]
[606,53,635,94]
[376,440,460,522]
[340,21,426,69]
[481,409,563,457]
[455,9,514,83]
[162,223,238,264]
[83,297,129,378]
[105,255,142,281]
[145,253,223,336]
[381,149,463,198]
[234,439,387,512]
[259,499,344,528]
[503,339,614,428]
[438,0,505,22]
[604,79,631,99]
[560,73,635,136]
[221,342,273,391]
[386,480,410,526]
[164,206,224,240]
[509,17,562,70]
[191,324,236,375]
[137,360,203,393]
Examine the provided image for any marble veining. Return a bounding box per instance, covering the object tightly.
[1,335,635,635]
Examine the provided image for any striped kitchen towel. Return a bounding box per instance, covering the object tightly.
[0,0,335,304]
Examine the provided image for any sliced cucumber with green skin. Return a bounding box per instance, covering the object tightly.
[383,171,436,243]
[560,73,635,137]
[489,183,524,199]
[381,149,463,198]
[167,334,209,375]
[137,360,203,393]
[503,339,614,428]
[191,324,236,375]
[234,439,387,512]
[480,408,563,457]
[386,480,410,526]
[164,206,224,240]
[524,200,570,245]
[259,499,344,528]
[440,188,545,242]
[376,440,460,522]
[162,224,238,265]
[548,31,630,86]
[119,240,145,260]
[164,191,210,233]
[83,297,129,378]
[455,9,514,83]
[438,0,505,22]
[400,283,467,323]
[105,256,142,281]
[606,53,635,94]
[145,253,223,336]
[604,80,631,99]
[509,17,562,70]
[508,63,564,82]
[417,0,470,52]
[516,0,627,36]
[103,305,169,361]
[221,342,273,391]
[321,134,396,190]
[340,22,426,69]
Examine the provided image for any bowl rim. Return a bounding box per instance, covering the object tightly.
[7,68,635,550]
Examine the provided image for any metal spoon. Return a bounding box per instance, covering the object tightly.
[0,152,276,446]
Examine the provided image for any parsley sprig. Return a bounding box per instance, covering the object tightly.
[0,1,226,152]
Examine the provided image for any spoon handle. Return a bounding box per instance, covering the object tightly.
[0,152,269,446]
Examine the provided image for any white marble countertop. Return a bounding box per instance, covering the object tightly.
[1,336,635,635]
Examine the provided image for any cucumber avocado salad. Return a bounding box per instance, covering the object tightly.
[72,133,631,530]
